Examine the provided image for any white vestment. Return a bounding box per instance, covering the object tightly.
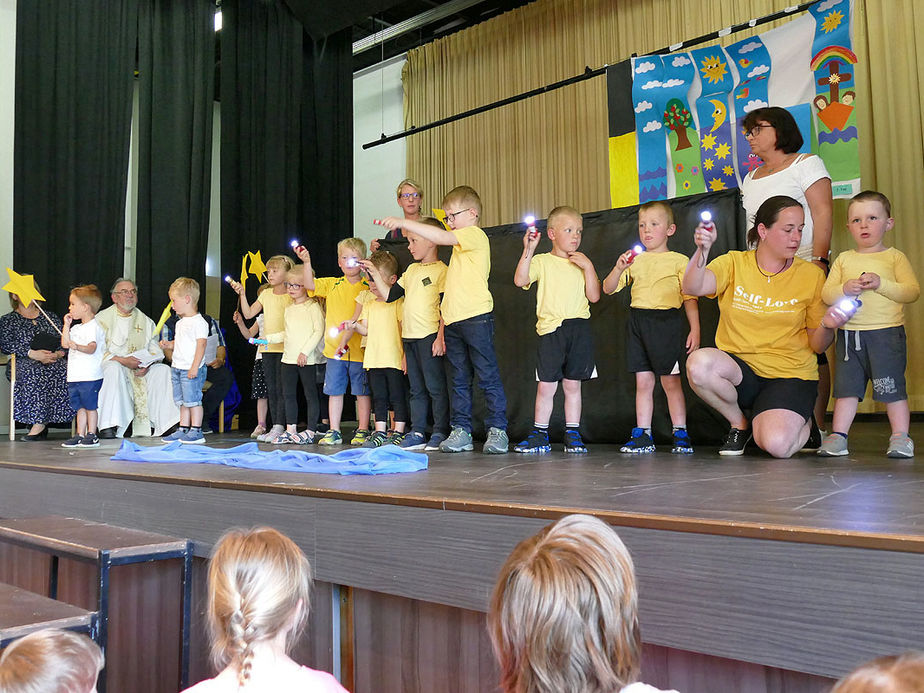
[96,305,179,437]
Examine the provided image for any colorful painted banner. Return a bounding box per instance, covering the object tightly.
[608,0,859,207]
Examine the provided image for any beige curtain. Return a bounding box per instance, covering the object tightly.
[404,0,924,410]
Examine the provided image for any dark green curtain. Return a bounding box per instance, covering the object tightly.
[220,0,352,402]
[135,0,216,318]
[14,0,138,313]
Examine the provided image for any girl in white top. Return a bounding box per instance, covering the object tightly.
[489,514,679,693]
[183,527,347,693]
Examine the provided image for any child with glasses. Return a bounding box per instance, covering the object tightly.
[378,185,509,454]
[262,268,325,445]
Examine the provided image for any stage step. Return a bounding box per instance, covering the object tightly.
[0,581,95,646]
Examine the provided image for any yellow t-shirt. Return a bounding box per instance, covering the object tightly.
[708,251,826,380]
[523,253,591,335]
[310,275,370,362]
[610,250,693,309]
[398,261,447,339]
[265,300,325,365]
[821,247,920,330]
[357,291,404,370]
[257,289,293,354]
[441,225,493,325]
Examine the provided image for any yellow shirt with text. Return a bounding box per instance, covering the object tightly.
[441,225,493,325]
[524,253,591,335]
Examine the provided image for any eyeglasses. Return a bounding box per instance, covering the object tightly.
[443,208,472,224]
[745,123,772,138]
[399,192,421,200]
[113,289,137,296]
[285,282,304,289]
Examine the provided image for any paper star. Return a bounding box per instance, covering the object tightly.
[248,251,267,279]
[432,208,452,230]
[3,268,45,308]
[154,303,173,336]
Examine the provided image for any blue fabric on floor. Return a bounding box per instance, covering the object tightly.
[112,440,428,475]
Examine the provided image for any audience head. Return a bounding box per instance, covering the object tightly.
[207,527,312,689]
[747,195,804,249]
[742,106,804,154]
[69,285,103,319]
[110,278,139,314]
[489,514,641,693]
[0,628,104,693]
[264,256,294,288]
[441,186,482,229]
[396,178,424,218]
[831,652,924,693]
[8,280,44,311]
[168,277,200,316]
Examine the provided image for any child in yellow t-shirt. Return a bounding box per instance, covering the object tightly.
[513,206,600,454]
[229,255,293,444]
[818,190,920,459]
[602,200,700,455]
[336,251,406,447]
[297,238,371,446]
[378,185,508,454]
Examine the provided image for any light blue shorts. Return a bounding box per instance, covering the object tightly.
[172,366,207,407]
[323,359,370,396]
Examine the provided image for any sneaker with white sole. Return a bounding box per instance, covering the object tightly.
[563,428,588,454]
[77,433,100,448]
[163,428,189,443]
[671,428,694,455]
[425,432,447,451]
[483,427,509,454]
[439,427,473,453]
[887,433,914,459]
[351,429,371,446]
[399,431,427,450]
[620,428,655,454]
[817,433,849,457]
[362,430,388,448]
[180,429,205,445]
[513,428,551,454]
[61,436,82,448]
[317,429,343,446]
[718,427,751,456]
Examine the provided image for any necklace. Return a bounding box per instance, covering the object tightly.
[755,255,791,283]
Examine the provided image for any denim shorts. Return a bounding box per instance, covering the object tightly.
[323,359,370,396]
[68,379,103,410]
[172,366,207,407]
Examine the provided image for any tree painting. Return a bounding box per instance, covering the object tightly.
[664,98,693,150]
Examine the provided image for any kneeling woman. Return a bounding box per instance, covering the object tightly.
[682,196,851,458]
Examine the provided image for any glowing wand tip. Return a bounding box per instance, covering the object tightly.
[523,215,536,226]
[700,210,712,223]
[223,275,232,283]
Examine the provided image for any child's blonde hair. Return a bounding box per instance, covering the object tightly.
[848,190,892,219]
[638,200,674,226]
[442,185,482,218]
[207,527,312,689]
[265,255,294,272]
[70,285,102,314]
[337,237,367,259]
[369,250,398,280]
[286,267,305,285]
[489,514,641,693]
[396,178,423,199]
[831,651,924,692]
[0,628,104,693]
[169,277,200,304]
[548,206,582,229]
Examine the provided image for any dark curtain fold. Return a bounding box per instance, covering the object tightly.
[135,0,215,317]
[14,0,138,313]
[220,0,352,403]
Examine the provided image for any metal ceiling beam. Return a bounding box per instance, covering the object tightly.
[352,0,486,55]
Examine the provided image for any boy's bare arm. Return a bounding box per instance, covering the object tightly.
[514,230,540,287]
[568,252,600,303]
[683,298,700,353]
[602,252,632,294]
[296,247,316,291]
[188,337,207,377]
[359,260,392,298]
[379,216,458,246]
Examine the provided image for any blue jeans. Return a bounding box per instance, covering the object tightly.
[404,333,450,436]
[171,366,207,407]
[444,313,507,432]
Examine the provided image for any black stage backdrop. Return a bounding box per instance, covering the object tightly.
[220,0,352,401]
[134,0,215,317]
[380,189,745,446]
[14,0,138,314]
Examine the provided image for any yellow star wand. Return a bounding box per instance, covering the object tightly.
[2,268,62,335]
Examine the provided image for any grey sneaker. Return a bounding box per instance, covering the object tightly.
[817,433,848,457]
[887,433,914,459]
[439,427,473,452]
[483,427,509,454]
[180,429,206,445]
[162,428,189,443]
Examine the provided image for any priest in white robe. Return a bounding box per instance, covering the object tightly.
[96,279,179,437]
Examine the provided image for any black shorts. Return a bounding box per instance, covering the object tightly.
[729,353,817,421]
[627,308,685,375]
[536,318,596,382]
[833,326,907,403]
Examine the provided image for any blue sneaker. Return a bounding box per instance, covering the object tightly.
[514,429,551,454]
[399,431,427,450]
[180,429,205,445]
[563,429,587,454]
[671,428,694,454]
[620,427,655,454]
[163,427,189,443]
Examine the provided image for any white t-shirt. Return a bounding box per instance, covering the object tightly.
[171,314,209,370]
[740,153,830,261]
[182,665,348,693]
[67,319,106,382]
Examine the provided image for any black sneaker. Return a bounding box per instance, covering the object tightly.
[563,429,588,454]
[671,428,694,454]
[513,428,551,454]
[78,433,100,448]
[620,427,655,453]
[61,436,82,448]
[799,420,822,452]
[719,427,751,456]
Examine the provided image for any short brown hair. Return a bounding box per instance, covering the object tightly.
[747,195,804,248]
[638,200,674,226]
[369,250,398,279]
[0,629,104,693]
[848,190,892,219]
[420,216,445,230]
[489,514,641,693]
[442,185,482,218]
[742,106,804,154]
[831,651,924,692]
[70,285,102,314]
[168,277,200,304]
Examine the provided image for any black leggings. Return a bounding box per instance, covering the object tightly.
[367,368,408,425]
[281,363,319,428]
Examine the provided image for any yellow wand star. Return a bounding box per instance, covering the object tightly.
[3,268,45,308]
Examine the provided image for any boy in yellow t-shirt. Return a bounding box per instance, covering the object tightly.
[513,206,600,454]
[378,185,508,454]
[337,250,406,447]
[818,190,920,459]
[298,238,371,446]
[602,200,700,455]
